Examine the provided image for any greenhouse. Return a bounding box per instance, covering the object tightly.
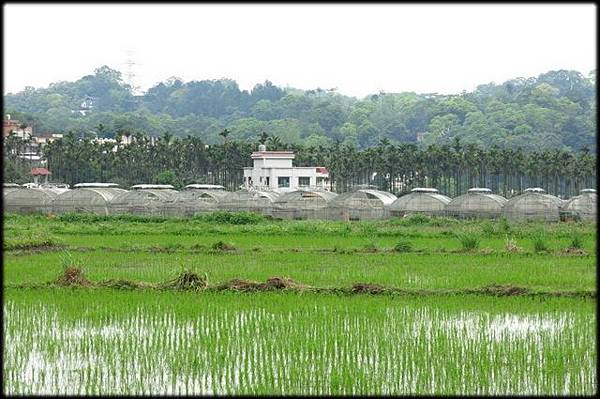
[326,189,397,221]
[51,183,127,215]
[388,188,451,217]
[445,188,507,219]
[560,188,597,222]
[4,188,61,214]
[218,189,281,216]
[272,189,338,220]
[3,183,21,196]
[501,187,562,222]
[161,184,229,217]
[109,184,178,216]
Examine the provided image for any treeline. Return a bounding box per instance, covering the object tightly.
[4,66,596,152]
[4,132,595,198]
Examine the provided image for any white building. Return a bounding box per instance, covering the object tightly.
[243,145,329,191]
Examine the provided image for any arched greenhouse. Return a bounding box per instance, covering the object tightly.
[389,188,451,217]
[3,183,21,196]
[502,188,561,222]
[326,189,397,221]
[109,184,178,216]
[161,184,229,217]
[51,183,127,215]
[218,189,280,216]
[4,188,61,214]
[445,188,507,219]
[272,189,338,220]
[560,188,597,222]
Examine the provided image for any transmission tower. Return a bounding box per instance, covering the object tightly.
[123,49,141,94]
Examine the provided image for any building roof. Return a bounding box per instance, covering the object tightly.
[251,151,295,160]
[31,167,51,176]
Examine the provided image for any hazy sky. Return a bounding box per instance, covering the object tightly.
[3,4,596,98]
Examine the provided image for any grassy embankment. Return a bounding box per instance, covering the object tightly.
[3,212,595,295]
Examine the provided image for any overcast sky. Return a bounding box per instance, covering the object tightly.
[3,3,596,98]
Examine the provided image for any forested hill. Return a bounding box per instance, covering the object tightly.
[4,67,596,151]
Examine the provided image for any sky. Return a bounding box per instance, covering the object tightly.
[3,3,596,98]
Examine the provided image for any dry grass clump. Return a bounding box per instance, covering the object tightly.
[160,270,208,291]
[55,267,93,287]
[504,236,523,253]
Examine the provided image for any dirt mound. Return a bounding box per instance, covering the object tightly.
[55,267,93,287]
[264,276,305,290]
[479,284,529,296]
[161,271,208,290]
[211,241,236,251]
[351,283,386,294]
[217,277,308,292]
[217,278,263,291]
[560,247,588,256]
[99,279,148,290]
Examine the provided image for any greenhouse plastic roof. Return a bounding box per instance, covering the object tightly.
[184,184,225,190]
[411,187,439,193]
[74,183,120,188]
[131,184,175,190]
[467,188,492,193]
[524,187,545,193]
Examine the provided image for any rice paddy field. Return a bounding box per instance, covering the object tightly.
[3,212,597,395]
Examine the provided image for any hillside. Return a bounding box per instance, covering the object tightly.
[4,67,596,151]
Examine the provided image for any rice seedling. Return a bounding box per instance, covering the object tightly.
[457,232,480,251]
[393,239,413,253]
[532,232,549,253]
[569,233,584,249]
[2,214,596,396]
[3,290,595,396]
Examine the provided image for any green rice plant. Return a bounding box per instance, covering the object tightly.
[402,214,431,225]
[499,217,511,234]
[3,290,596,396]
[194,211,264,225]
[569,233,584,249]
[532,232,549,253]
[393,239,413,253]
[457,232,480,251]
[481,221,495,237]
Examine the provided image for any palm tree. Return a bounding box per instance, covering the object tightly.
[258,131,269,145]
[219,128,230,142]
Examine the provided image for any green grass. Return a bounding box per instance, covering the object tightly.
[4,247,594,292]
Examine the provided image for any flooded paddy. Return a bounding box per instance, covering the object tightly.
[3,289,596,395]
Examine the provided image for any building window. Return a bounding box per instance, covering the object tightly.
[278,176,290,188]
[316,177,326,186]
[265,177,270,186]
[298,176,310,187]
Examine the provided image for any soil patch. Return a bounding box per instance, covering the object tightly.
[351,283,387,294]
[217,276,308,292]
[476,284,530,296]
[559,247,588,256]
